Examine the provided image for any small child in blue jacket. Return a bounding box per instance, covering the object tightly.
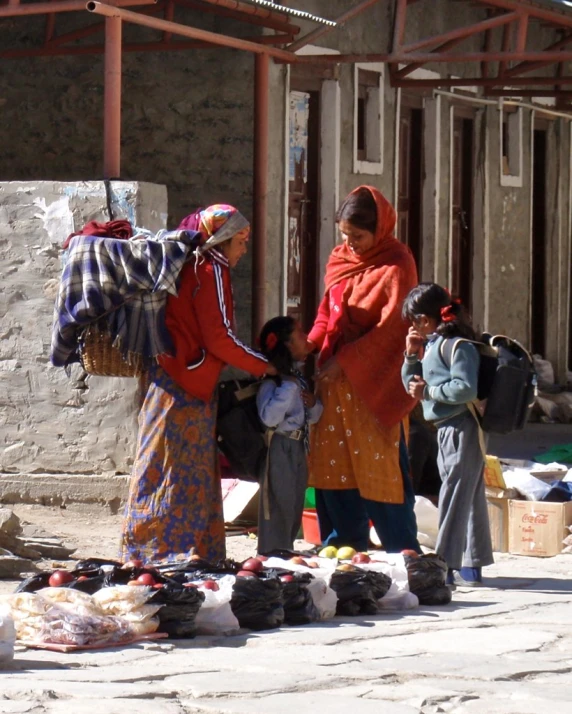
[257,316,323,554]
[401,283,493,587]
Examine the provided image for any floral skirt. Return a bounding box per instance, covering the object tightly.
[120,365,225,564]
[309,375,404,504]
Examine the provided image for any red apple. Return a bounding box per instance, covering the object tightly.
[200,580,220,591]
[121,559,143,570]
[127,579,141,586]
[48,570,74,588]
[236,570,257,578]
[256,555,269,561]
[289,556,308,566]
[401,549,420,558]
[152,583,164,590]
[184,582,198,588]
[280,574,294,583]
[136,573,156,586]
[352,553,371,564]
[76,575,89,582]
[241,557,264,573]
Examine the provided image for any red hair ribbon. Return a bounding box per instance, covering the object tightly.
[440,299,461,323]
[265,332,278,350]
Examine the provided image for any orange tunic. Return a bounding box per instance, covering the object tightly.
[308,185,417,503]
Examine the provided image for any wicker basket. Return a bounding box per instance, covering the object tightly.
[79,324,142,378]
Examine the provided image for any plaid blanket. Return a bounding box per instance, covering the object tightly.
[50,231,197,368]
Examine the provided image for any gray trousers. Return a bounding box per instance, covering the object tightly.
[435,411,494,570]
[257,433,308,554]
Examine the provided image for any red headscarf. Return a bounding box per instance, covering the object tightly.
[325,186,399,291]
[323,185,418,427]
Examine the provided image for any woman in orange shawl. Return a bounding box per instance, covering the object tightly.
[308,186,420,553]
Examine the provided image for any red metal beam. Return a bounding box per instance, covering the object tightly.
[287,0,380,53]
[175,0,300,35]
[395,36,474,79]
[103,16,122,179]
[393,0,408,52]
[0,33,294,59]
[163,0,174,43]
[400,10,519,54]
[87,2,297,61]
[498,13,513,79]
[293,50,572,64]
[0,0,156,17]
[392,76,572,87]
[503,34,572,77]
[472,0,572,32]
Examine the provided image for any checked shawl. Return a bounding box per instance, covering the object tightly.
[50,230,197,369]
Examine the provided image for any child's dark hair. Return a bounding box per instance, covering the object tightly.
[402,282,476,340]
[335,187,377,233]
[259,316,296,376]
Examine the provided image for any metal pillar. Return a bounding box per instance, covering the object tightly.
[103,16,122,179]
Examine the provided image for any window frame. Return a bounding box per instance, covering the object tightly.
[353,62,384,175]
[500,103,523,188]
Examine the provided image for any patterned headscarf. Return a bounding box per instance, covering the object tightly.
[178,204,249,254]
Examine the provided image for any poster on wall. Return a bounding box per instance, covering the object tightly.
[289,91,309,183]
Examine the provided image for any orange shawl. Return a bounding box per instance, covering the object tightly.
[325,185,417,428]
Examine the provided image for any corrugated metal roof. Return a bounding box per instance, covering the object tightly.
[245,1,337,26]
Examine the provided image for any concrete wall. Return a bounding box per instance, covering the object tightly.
[0,181,166,481]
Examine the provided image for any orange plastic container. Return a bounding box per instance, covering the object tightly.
[302,508,321,545]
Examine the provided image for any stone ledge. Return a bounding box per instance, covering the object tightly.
[0,473,129,511]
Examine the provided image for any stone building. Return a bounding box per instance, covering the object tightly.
[1,0,571,481]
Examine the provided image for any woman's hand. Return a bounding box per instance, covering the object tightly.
[405,326,425,357]
[302,390,317,408]
[317,358,342,383]
[265,364,278,376]
[408,375,427,400]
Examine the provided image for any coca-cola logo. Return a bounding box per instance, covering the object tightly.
[522,513,549,525]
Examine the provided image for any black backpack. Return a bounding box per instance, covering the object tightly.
[216,379,266,482]
[440,334,537,434]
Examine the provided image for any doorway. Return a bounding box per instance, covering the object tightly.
[531,127,547,357]
[397,100,424,273]
[451,114,474,311]
[287,86,320,333]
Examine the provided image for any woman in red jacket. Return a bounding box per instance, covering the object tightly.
[120,205,274,564]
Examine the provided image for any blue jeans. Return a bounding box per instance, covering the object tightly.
[315,432,420,553]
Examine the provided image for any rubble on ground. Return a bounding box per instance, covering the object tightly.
[0,508,75,577]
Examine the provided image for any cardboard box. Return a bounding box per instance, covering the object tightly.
[508,500,572,557]
[487,497,510,553]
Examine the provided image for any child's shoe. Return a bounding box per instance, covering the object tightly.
[454,567,483,587]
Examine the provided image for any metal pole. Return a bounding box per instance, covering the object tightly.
[103,16,122,179]
[252,52,269,341]
[287,0,380,53]
[0,0,155,18]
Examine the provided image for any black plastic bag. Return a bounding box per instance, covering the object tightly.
[329,569,391,616]
[230,576,284,631]
[217,380,266,482]
[14,573,51,593]
[149,584,205,638]
[404,553,451,605]
[274,572,320,626]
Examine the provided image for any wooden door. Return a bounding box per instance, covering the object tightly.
[531,128,547,356]
[451,116,474,311]
[287,89,319,332]
[397,104,424,272]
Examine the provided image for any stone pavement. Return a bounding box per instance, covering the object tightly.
[1,552,571,714]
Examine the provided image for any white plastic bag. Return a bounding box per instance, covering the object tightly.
[0,604,16,667]
[502,468,551,501]
[414,496,440,548]
[306,577,338,620]
[378,590,419,610]
[194,575,240,636]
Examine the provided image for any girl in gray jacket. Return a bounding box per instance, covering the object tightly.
[401,283,493,587]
